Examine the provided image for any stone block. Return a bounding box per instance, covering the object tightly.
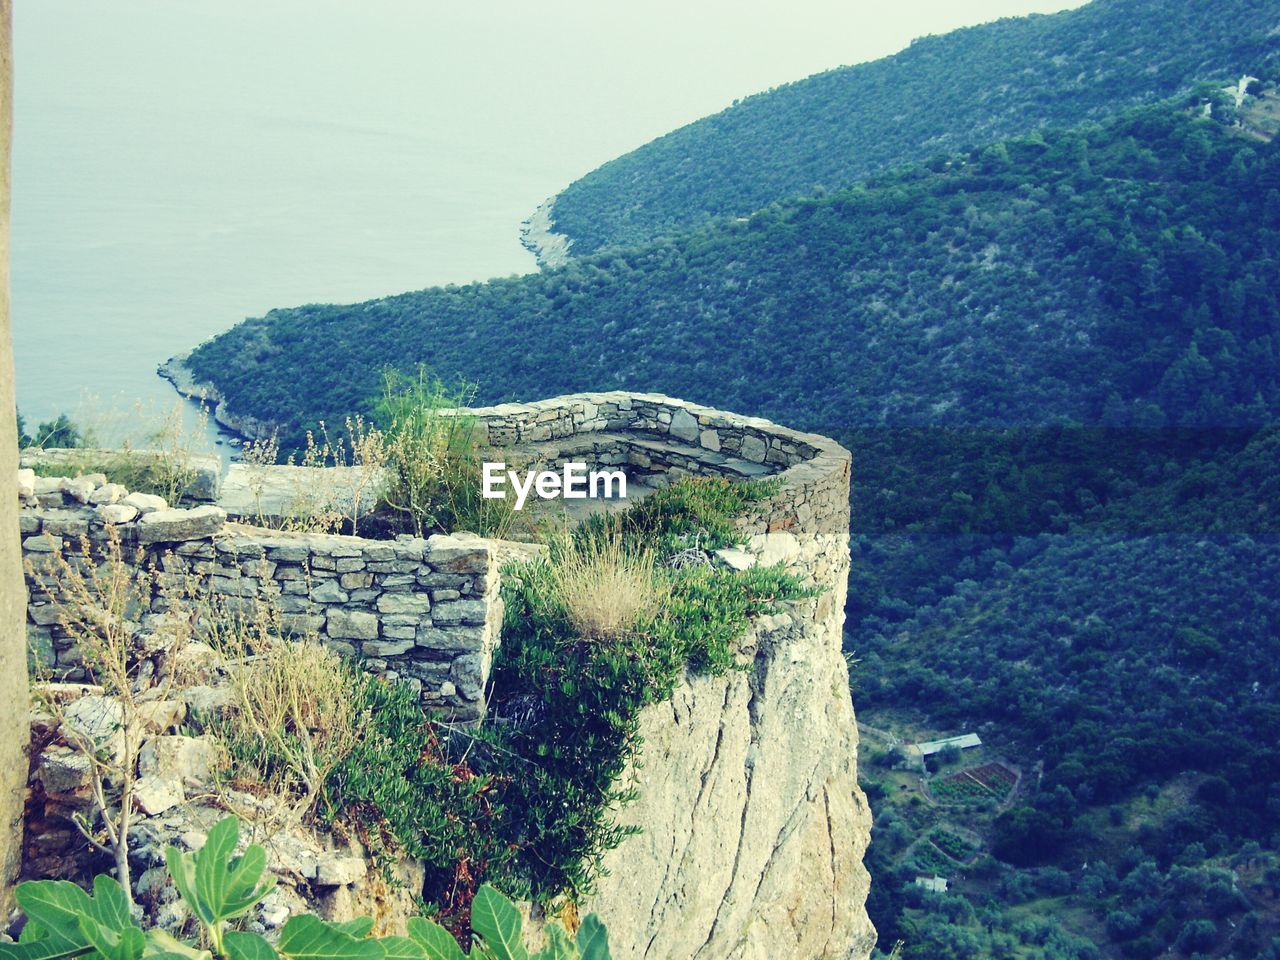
[415,626,481,652]
[669,407,699,442]
[88,483,128,505]
[363,639,414,658]
[430,599,488,626]
[134,775,183,815]
[139,735,218,785]
[137,506,226,544]
[123,491,167,514]
[38,746,93,794]
[425,535,489,574]
[327,609,378,641]
[376,593,430,616]
[311,580,348,603]
[97,503,139,525]
[315,853,366,887]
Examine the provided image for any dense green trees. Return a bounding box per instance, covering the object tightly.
[548,0,1280,254]
[190,101,1280,454]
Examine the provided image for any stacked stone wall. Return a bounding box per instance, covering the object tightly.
[468,392,851,538]
[18,477,500,722]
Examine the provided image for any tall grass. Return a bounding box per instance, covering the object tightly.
[201,582,363,825]
[376,366,514,538]
[543,522,668,641]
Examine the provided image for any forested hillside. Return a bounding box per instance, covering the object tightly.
[547,0,1280,254]
[184,90,1280,959]
[847,428,1280,958]
[190,97,1280,446]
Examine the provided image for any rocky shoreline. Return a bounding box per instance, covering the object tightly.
[157,354,274,442]
[519,195,572,269]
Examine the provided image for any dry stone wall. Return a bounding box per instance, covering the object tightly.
[16,392,871,958]
[18,474,501,722]
[470,391,851,535]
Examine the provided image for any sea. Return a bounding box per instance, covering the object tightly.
[11,0,1080,455]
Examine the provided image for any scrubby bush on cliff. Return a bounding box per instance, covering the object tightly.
[0,816,613,960]
[375,367,513,539]
[541,521,667,640]
[26,526,200,907]
[489,477,813,897]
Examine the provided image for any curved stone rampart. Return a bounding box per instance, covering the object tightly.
[468,392,851,538]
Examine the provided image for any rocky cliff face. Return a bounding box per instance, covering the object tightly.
[563,531,875,960]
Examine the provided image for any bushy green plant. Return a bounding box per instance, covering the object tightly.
[0,816,611,960]
[319,672,513,927]
[489,483,811,898]
[375,367,513,539]
[587,476,780,554]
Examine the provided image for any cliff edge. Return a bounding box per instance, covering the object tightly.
[573,531,873,960]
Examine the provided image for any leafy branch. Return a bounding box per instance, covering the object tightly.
[0,816,611,960]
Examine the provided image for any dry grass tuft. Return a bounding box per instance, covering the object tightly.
[205,588,362,823]
[546,523,667,640]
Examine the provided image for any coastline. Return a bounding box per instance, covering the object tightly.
[157,354,274,443]
[519,195,573,269]
[161,201,573,440]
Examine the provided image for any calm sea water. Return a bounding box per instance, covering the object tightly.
[12,0,1080,452]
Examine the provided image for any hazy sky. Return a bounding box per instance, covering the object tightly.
[18,0,1086,190]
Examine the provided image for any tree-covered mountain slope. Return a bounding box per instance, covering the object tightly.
[189,99,1280,447]
[546,0,1280,255]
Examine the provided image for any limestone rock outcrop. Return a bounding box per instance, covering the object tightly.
[571,537,875,960]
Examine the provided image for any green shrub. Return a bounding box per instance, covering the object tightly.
[489,486,812,899]
[0,815,612,960]
[320,672,514,929]
[589,476,780,554]
[375,367,513,539]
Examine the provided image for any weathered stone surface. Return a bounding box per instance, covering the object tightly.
[38,746,93,794]
[137,506,226,544]
[668,407,699,443]
[557,541,874,960]
[17,468,35,499]
[133,775,183,815]
[139,735,217,785]
[747,531,802,568]
[27,603,63,626]
[171,641,222,678]
[123,492,167,514]
[425,535,489,574]
[61,477,96,503]
[375,593,430,616]
[431,599,488,626]
[97,503,139,525]
[22,534,55,553]
[363,639,413,658]
[315,853,366,887]
[415,626,481,652]
[88,483,128,505]
[136,700,186,732]
[739,434,768,463]
[217,464,387,523]
[63,695,123,745]
[181,685,234,716]
[714,547,756,572]
[41,515,88,538]
[326,609,378,641]
[311,580,348,603]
